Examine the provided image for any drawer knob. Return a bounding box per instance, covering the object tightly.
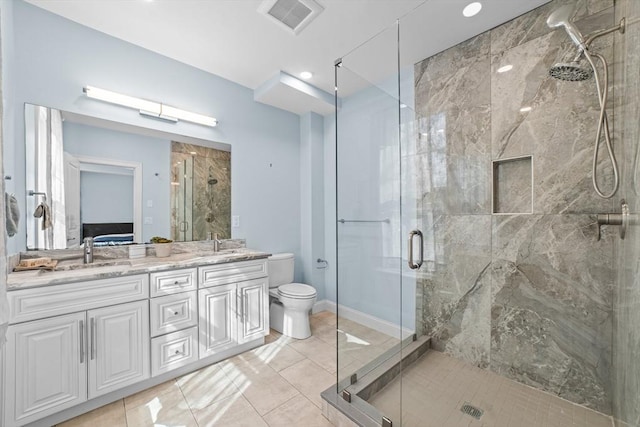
[175,350,182,355]
[174,280,179,285]
[174,311,179,316]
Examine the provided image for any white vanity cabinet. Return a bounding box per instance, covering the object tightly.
[149,268,199,376]
[5,312,87,426]
[238,277,269,344]
[4,274,150,427]
[198,260,269,359]
[88,300,150,398]
[4,256,270,427]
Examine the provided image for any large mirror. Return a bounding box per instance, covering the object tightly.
[25,103,231,250]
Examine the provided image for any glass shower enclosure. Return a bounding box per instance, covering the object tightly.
[330,1,640,426]
[333,16,420,426]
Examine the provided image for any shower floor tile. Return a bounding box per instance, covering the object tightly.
[367,350,613,427]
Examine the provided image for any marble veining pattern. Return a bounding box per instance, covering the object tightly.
[414,0,618,414]
[491,7,616,215]
[490,0,613,54]
[415,33,492,216]
[417,215,491,368]
[9,244,263,290]
[491,214,613,412]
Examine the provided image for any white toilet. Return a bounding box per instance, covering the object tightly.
[268,253,317,339]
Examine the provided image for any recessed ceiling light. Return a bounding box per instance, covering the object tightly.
[520,106,532,113]
[463,2,482,18]
[300,71,313,80]
[497,64,513,73]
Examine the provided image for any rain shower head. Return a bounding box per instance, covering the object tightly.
[546,5,586,51]
[549,61,593,81]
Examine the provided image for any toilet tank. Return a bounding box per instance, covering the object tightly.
[268,253,295,288]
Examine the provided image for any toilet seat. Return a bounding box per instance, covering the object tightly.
[277,283,317,299]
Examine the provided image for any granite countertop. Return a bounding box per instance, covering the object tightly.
[7,249,271,290]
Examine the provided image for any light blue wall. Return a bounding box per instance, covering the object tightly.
[2,0,15,208]
[63,121,170,242]
[80,172,133,225]
[323,67,416,330]
[5,0,302,276]
[300,112,325,299]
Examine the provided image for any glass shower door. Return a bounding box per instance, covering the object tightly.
[171,154,194,241]
[335,20,418,426]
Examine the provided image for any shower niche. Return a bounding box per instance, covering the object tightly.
[492,155,533,214]
[170,141,231,241]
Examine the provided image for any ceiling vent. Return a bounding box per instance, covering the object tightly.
[258,0,324,35]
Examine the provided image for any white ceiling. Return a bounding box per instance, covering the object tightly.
[25,0,550,115]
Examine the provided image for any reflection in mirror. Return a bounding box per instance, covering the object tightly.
[171,142,231,241]
[25,105,66,249]
[24,103,231,250]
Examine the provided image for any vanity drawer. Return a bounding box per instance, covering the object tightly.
[150,268,197,297]
[199,260,268,288]
[8,274,149,324]
[151,327,198,377]
[150,291,197,337]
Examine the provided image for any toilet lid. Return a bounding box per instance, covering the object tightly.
[278,283,317,298]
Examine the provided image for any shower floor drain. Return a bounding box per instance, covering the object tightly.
[460,402,484,419]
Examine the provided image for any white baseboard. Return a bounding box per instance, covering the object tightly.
[312,299,333,314]
[313,299,414,339]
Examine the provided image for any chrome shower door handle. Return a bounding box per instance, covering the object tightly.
[408,230,423,270]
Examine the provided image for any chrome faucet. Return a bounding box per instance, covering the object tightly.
[83,237,94,264]
[213,233,221,252]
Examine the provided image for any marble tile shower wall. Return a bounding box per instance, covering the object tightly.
[171,142,231,241]
[414,0,617,414]
[612,0,640,425]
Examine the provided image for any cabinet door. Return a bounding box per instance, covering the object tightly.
[238,277,269,344]
[88,300,150,399]
[5,312,87,427]
[198,284,237,358]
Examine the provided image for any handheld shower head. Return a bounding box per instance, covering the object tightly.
[547,5,586,51]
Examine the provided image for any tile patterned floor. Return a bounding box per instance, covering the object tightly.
[367,350,614,427]
[57,311,343,427]
[56,310,609,427]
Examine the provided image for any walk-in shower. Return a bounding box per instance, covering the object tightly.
[326,1,640,426]
[547,5,625,199]
[170,142,231,241]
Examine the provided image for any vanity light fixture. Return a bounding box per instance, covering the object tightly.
[83,86,218,127]
[497,64,513,73]
[463,2,482,18]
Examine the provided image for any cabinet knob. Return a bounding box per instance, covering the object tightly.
[174,311,179,316]
[175,350,181,355]
[174,280,179,285]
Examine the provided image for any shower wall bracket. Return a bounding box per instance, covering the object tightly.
[597,199,634,240]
